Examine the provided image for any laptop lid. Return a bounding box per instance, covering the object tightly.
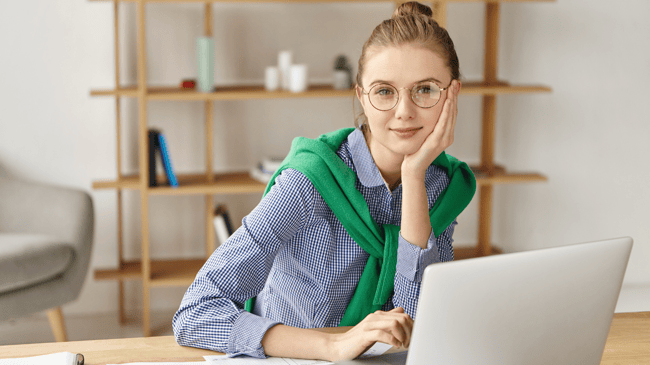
[334,237,632,365]
[406,236,632,365]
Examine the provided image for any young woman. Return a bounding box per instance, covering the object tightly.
[173,2,474,362]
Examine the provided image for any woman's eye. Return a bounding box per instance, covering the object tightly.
[376,88,394,96]
[416,86,433,94]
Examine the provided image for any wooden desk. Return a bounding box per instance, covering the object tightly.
[1,312,648,364]
[601,312,650,364]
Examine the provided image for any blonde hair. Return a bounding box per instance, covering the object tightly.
[355,1,461,129]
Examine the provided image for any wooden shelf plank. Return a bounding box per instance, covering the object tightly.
[92,175,141,190]
[150,84,354,101]
[90,87,139,97]
[454,246,503,260]
[93,169,545,195]
[474,171,547,185]
[94,258,206,287]
[90,84,353,100]
[461,82,552,95]
[90,81,551,100]
[151,172,267,195]
[469,164,547,185]
[93,171,267,194]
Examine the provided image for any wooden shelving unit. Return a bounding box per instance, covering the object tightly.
[91,0,551,336]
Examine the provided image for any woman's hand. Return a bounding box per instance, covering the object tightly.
[402,79,460,179]
[326,307,414,362]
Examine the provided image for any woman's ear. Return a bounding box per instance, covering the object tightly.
[355,84,366,112]
[355,85,365,107]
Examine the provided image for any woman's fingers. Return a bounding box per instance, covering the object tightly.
[391,308,414,347]
[438,79,458,148]
[330,309,414,361]
[362,308,413,348]
[446,80,458,143]
[368,329,403,348]
[386,307,413,346]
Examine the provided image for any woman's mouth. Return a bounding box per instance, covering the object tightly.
[391,127,422,138]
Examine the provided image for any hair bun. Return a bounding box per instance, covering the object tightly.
[392,1,433,19]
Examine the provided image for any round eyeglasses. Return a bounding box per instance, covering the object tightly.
[360,81,449,111]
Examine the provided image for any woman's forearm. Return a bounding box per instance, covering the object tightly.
[400,173,431,249]
[261,324,332,360]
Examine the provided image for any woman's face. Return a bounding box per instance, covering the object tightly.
[357,44,452,164]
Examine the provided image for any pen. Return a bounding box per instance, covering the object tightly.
[75,353,84,365]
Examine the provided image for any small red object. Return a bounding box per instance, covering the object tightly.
[181,79,196,89]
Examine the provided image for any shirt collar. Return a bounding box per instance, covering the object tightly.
[348,128,386,188]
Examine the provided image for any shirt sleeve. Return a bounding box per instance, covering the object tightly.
[172,169,316,358]
[391,220,457,319]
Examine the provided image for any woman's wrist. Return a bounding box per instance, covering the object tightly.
[400,168,426,187]
[323,332,344,362]
[261,324,334,361]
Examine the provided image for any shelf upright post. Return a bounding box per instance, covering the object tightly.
[477,2,500,257]
[431,1,447,28]
[394,1,446,26]
[136,0,152,337]
[113,0,127,325]
[204,2,216,257]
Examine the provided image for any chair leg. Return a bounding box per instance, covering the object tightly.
[46,307,68,342]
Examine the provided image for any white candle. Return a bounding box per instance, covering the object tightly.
[265,66,279,92]
[278,50,293,90]
[289,64,308,93]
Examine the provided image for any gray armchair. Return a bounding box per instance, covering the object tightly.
[0,175,94,342]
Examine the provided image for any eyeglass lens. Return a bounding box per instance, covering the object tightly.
[369,82,442,111]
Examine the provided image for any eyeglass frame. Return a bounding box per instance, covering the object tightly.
[358,80,452,111]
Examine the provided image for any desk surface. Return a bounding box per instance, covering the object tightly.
[1,312,649,364]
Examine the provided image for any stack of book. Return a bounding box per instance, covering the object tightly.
[148,128,178,188]
[249,157,284,184]
[213,204,234,247]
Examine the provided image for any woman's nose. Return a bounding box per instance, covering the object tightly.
[394,88,416,120]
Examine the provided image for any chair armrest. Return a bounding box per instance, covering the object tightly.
[0,175,95,314]
[0,176,93,248]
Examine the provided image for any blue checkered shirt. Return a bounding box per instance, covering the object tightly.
[172,128,456,358]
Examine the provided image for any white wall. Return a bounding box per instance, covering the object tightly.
[1,0,649,318]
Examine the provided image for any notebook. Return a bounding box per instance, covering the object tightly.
[0,352,83,365]
[336,237,633,365]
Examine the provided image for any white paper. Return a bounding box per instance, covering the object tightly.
[204,355,332,365]
[0,352,77,365]
[358,342,393,358]
[106,361,205,365]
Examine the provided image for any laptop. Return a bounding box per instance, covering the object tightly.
[335,237,633,365]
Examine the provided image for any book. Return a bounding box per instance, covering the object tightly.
[148,129,160,187]
[147,128,178,188]
[249,163,272,184]
[157,132,178,187]
[249,157,284,184]
[213,204,234,247]
[0,352,84,365]
[260,157,284,174]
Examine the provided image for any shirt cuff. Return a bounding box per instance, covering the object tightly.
[227,310,281,358]
[396,230,440,283]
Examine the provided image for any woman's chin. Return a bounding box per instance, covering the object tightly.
[390,145,421,157]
